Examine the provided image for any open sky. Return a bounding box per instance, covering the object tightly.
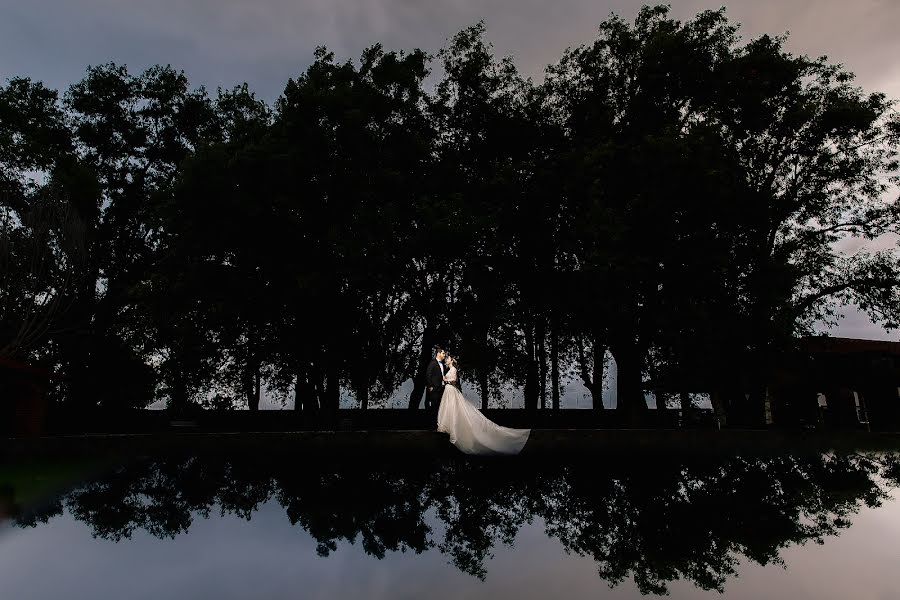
[2,0,897,353]
[3,0,900,103]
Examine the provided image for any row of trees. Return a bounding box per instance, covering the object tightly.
[11,451,897,594]
[2,5,899,422]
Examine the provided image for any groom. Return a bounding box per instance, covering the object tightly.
[425,347,447,412]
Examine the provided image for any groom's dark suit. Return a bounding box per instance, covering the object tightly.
[425,358,445,411]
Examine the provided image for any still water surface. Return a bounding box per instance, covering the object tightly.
[2,450,899,599]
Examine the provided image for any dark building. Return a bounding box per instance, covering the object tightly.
[771,337,900,430]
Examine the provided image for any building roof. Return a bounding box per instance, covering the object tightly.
[797,336,900,356]
[0,356,62,379]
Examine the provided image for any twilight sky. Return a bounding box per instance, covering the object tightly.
[3,0,900,104]
[2,0,898,348]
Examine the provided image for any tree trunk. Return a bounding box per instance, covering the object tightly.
[591,333,605,411]
[293,364,316,412]
[523,321,538,411]
[313,371,325,412]
[679,390,695,422]
[742,385,768,427]
[709,390,727,428]
[324,369,339,413]
[245,362,260,411]
[59,293,96,409]
[550,317,560,411]
[731,347,768,427]
[610,338,647,425]
[744,268,776,427]
[169,368,189,415]
[656,391,668,412]
[408,324,436,410]
[254,368,261,410]
[538,318,547,410]
[479,327,490,409]
[315,337,339,414]
[357,381,369,410]
[576,330,606,410]
[294,366,302,412]
[243,324,260,411]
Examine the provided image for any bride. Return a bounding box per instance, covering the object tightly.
[437,355,530,455]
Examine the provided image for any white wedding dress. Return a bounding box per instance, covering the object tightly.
[437,366,530,455]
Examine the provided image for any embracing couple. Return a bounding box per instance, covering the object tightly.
[424,347,458,410]
[423,346,530,456]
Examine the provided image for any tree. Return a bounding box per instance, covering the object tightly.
[0,77,86,361]
[708,33,900,423]
[547,6,742,421]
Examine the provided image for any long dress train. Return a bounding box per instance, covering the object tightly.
[436,367,530,455]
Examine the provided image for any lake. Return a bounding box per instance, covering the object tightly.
[2,447,899,598]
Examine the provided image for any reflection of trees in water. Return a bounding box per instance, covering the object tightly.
[275,462,434,558]
[538,455,888,594]
[428,460,537,579]
[12,453,898,595]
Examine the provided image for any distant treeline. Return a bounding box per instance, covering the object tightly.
[1,5,898,421]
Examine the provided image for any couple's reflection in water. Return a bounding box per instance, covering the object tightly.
[9,451,900,595]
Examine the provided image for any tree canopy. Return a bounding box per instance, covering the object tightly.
[2,5,897,420]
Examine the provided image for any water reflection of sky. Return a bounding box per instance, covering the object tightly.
[1,488,898,599]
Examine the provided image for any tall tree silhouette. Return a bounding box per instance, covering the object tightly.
[1,4,897,418]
